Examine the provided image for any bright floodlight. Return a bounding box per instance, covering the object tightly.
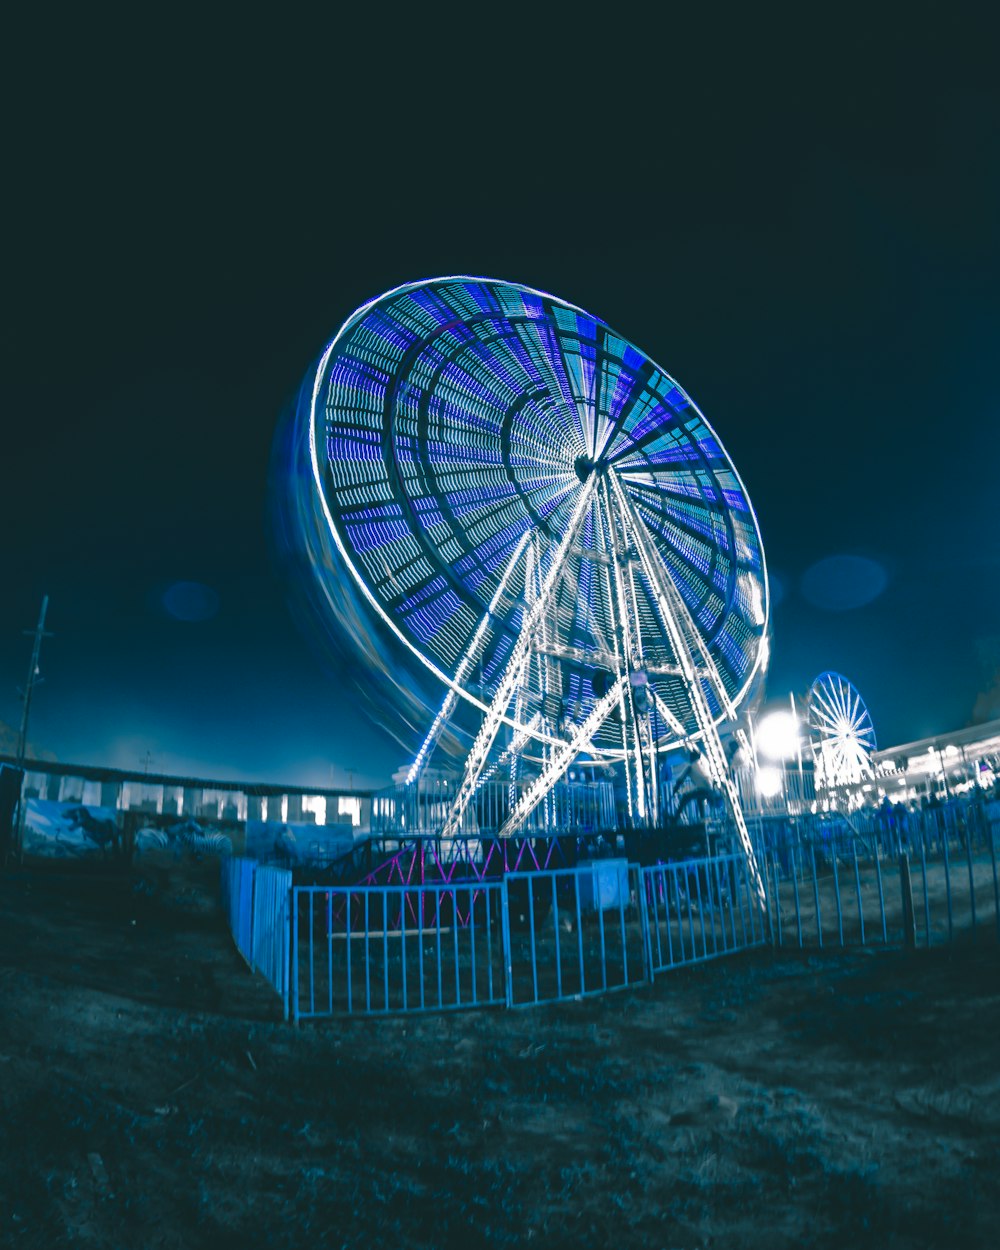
[755,765,784,797]
[756,709,800,761]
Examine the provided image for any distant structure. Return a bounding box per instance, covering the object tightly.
[873,717,1000,801]
[807,671,877,791]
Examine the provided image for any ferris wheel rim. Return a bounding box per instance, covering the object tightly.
[307,276,771,753]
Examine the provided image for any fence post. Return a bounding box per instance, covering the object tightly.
[919,832,931,947]
[810,845,823,948]
[942,833,953,942]
[500,877,514,1009]
[852,846,866,946]
[899,853,916,950]
[874,851,888,944]
[282,884,291,1023]
[831,851,844,947]
[964,830,977,934]
[637,866,654,982]
[291,887,299,1026]
[791,857,802,948]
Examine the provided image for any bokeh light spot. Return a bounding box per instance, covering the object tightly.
[162,581,220,622]
[800,555,887,612]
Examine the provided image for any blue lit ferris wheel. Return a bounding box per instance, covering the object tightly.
[306,277,769,859]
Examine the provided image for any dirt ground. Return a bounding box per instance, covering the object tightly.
[1,862,998,1250]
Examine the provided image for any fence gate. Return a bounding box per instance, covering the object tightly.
[502,863,648,1007]
[641,852,768,974]
[291,881,507,1022]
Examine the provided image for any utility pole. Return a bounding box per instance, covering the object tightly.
[17,596,51,762]
[12,596,52,862]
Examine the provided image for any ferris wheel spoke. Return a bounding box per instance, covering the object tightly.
[406,531,532,785]
[497,676,628,838]
[612,472,736,723]
[848,685,864,731]
[811,681,843,723]
[440,479,597,839]
[592,359,657,460]
[527,306,593,456]
[624,488,736,601]
[603,413,696,468]
[623,475,728,528]
[630,514,724,622]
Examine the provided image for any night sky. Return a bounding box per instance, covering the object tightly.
[4,7,998,788]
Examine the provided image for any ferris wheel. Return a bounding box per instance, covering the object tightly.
[304,277,769,882]
[806,671,877,789]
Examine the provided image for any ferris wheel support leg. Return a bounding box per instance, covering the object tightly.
[497,678,627,839]
[441,481,597,841]
[406,531,531,786]
[608,472,766,908]
[627,556,661,829]
[599,476,653,826]
[607,472,739,726]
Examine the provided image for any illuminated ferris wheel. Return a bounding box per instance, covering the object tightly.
[305,277,769,873]
[806,671,877,789]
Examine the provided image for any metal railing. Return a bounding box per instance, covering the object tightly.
[502,862,648,1007]
[222,856,255,965]
[222,857,292,1018]
[290,881,506,1021]
[641,852,767,974]
[223,794,1000,1024]
[765,822,1000,950]
[251,866,293,1008]
[370,777,616,838]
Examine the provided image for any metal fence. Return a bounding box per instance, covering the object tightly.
[222,856,255,964]
[225,800,1000,1023]
[222,857,293,1018]
[503,862,648,1007]
[765,821,1000,950]
[285,857,752,1020]
[291,881,507,1021]
[641,852,768,974]
[252,866,293,1007]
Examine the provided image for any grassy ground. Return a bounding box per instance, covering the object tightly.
[1,862,998,1249]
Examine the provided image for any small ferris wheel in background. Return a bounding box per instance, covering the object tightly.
[806,671,877,789]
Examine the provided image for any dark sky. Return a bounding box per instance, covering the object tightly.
[3,6,998,787]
